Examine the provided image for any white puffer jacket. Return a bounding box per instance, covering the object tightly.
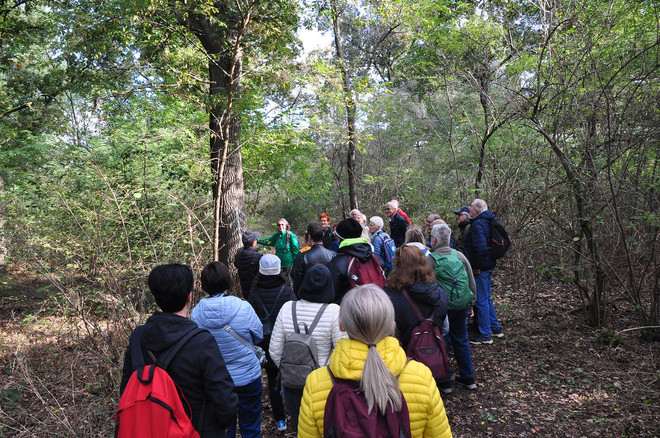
[269,300,346,368]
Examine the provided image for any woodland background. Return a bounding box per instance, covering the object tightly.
[0,0,659,436]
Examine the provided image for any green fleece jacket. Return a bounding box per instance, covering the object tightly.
[258,231,300,268]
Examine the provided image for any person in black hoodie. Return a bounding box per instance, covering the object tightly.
[326,218,380,304]
[234,230,263,299]
[384,246,450,393]
[120,264,238,437]
[246,255,296,432]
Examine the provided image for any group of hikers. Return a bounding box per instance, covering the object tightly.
[116,198,509,438]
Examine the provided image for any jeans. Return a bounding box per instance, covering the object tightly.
[282,386,304,431]
[226,376,262,438]
[447,308,474,379]
[474,270,501,338]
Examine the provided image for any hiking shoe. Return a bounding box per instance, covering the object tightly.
[438,381,452,394]
[455,377,477,390]
[276,420,287,431]
[469,335,493,345]
[492,329,504,338]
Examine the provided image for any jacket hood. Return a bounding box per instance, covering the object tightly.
[190,294,241,328]
[328,337,407,380]
[337,242,373,262]
[141,312,200,353]
[473,210,495,221]
[403,281,444,307]
[256,273,285,289]
[298,264,335,303]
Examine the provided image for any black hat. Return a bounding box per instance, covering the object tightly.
[335,218,362,240]
[298,264,335,303]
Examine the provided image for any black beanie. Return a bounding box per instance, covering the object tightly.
[298,264,335,303]
[335,218,362,240]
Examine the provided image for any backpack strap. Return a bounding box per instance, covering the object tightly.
[401,289,434,324]
[253,286,285,321]
[130,326,204,371]
[292,301,306,334]
[308,303,329,335]
[347,256,358,283]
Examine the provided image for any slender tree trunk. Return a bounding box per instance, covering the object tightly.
[331,3,358,211]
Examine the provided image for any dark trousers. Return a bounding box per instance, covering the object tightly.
[282,386,304,431]
[226,376,262,438]
[265,364,286,422]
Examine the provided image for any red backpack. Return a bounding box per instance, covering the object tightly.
[401,290,450,381]
[323,368,411,438]
[347,255,386,289]
[115,326,203,438]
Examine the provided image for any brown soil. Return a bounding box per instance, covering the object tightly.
[0,264,658,437]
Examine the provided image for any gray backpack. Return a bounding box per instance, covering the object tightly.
[279,302,329,389]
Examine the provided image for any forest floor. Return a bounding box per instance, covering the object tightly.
[0,263,658,437]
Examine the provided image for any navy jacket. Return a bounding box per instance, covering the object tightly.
[120,312,238,437]
[389,213,409,247]
[464,210,497,271]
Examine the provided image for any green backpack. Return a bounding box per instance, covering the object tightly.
[430,250,474,311]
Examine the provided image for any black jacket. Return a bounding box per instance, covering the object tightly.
[385,282,448,352]
[234,246,263,297]
[322,226,335,249]
[326,242,374,304]
[120,312,238,437]
[247,275,296,369]
[292,244,336,295]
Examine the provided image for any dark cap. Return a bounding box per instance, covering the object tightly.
[335,218,363,240]
[453,206,471,215]
[298,264,335,303]
[242,230,261,245]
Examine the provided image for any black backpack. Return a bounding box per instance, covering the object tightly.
[485,217,511,259]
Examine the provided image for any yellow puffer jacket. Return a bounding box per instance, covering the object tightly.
[298,337,452,438]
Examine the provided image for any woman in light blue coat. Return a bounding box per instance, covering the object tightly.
[191,261,263,438]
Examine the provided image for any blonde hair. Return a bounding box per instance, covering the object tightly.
[339,285,402,415]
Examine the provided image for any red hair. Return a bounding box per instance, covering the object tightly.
[320,213,331,222]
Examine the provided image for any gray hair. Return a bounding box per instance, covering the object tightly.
[339,285,402,415]
[431,223,451,246]
[370,216,384,229]
[389,199,399,209]
[471,199,488,214]
[350,209,361,216]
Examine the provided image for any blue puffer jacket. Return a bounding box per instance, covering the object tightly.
[464,210,497,271]
[191,293,263,387]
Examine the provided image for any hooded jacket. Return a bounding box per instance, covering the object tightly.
[326,240,375,303]
[463,210,497,271]
[234,246,263,298]
[191,294,263,387]
[385,281,448,351]
[247,275,296,354]
[298,337,453,438]
[120,312,238,437]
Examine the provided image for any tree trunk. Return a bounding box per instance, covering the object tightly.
[331,3,358,211]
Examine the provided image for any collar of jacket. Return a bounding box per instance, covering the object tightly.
[339,237,369,249]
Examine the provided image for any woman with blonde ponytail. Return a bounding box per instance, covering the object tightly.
[298,285,453,438]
